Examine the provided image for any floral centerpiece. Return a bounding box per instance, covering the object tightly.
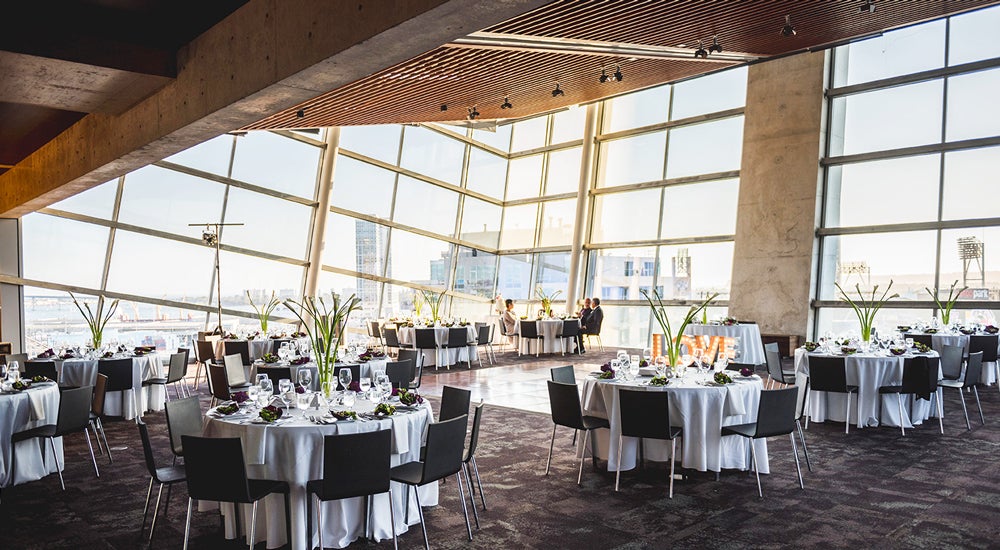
[925,280,967,326]
[986,325,999,335]
[835,280,898,343]
[714,371,733,385]
[258,405,283,423]
[599,362,616,379]
[649,376,669,386]
[290,356,310,365]
[216,402,239,415]
[69,292,119,350]
[248,290,281,335]
[232,391,249,403]
[393,387,424,405]
[803,341,820,352]
[374,402,396,416]
[641,288,719,372]
[284,291,361,400]
[37,348,56,359]
[534,286,562,318]
[261,352,278,364]
[332,410,357,421]
[721,316,738,326]
[914,341,932,353]
[358,349,386,362]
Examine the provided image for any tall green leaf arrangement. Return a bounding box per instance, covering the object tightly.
[534,286,563,318]
[69,292,119,350]
[924,280,968,325]
[284,292,361,397]
[419,289,446,323]
[641,288,718,369]
[247,290,281,334]
[835,280,899,342]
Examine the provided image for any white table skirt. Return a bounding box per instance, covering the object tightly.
[0,383,63,487]
[397,326,477,367]
[794,349,941,429]
[580,375,768,474]
[685,323,766,365]
[517,319,578,355]
[201,400,438,550]
[56,355,165,420]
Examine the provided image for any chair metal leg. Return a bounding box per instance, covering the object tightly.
[317,494,324,550]
[49,437,65,490]
[845,392,852,434]
[750,438,762,498]
[578,430,589,485]
[140,477,154,538]
[668,438,676,499]
[957,387,971,430]
[614,434,623,491]
[457,473,473,541]
[471,456,487,510]
[84,427,100,478]
[249,500,258,550]
[387,489,398,550]
[790,433,804,489]
[795,420,812,472]
[98,418,112,463]
[415,487,429,550]
[149,482,164,542]
[897,394,905,436]
[545,425,557,475]
[183,498,193,550]
[973,386,985,425]
[463,464,480,529]
[936,388,944,434]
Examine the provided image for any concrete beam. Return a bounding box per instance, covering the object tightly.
[0,0,547,217]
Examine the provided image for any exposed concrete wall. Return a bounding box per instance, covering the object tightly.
[729,51,827,339]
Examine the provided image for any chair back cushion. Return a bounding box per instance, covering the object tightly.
[195,340,216,364]
[439,385,472,422]
[166,352,187,384]
[618,389,674,440]
[223,353,249,386]
[383,328,401,347]
[465,401,485,461]
[415,328,438,349]
[447,327,469,348]
[97,358,135,392]
[754,387,797,438]
[939,344,964,380]
[969,334,999,363]
[208,364,232,401]
[549,365,576,384]
[764,349,787,383]
[396,349,421,369]
[24,361,57,381]
[477,325,491,345]
[137,421,161,478]
[165,395,203,457]
[92,373,108,416]
[223,340,251,366]
[546,380,585,430]
[321,429,392,499]
[562,320,580,337]
[900,356,938,399]
[261,366,292,390]
[806,355,849,393]
[385,359,414,389]
[520,320,539,338]
[964,351,984,388]
[181,435,252,502]
[422,415,468,483]
[56,385,94,436]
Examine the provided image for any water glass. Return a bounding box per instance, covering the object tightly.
[258,377,274,397]
[296,391,311,410]
[359,376,372,398]
[297,369,312,390]
[7,361,20,382]
[278,378,293,399]
[247,385,260,406]
[338,368,353,392]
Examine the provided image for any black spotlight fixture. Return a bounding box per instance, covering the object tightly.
[599,68,609,83]
[858,0,875,14]
[613,65,623,82]
[440,104,448,112]
[781,15,796,37]
[552,83,564,97]
[501,96,513,110]
[708,35,722,54]
[467,106,480,120]
[296,109,305,118]
[694,41,708,59]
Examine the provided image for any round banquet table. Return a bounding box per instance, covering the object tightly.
[684,323,766,365]
[580,372,768,474]
[517,319,577,355]
[794,348,942,429]
[53,355,165,420]
[0,382,63,487]
[397,326,477,367]
[200,399,438,550]
[903,332,998,385]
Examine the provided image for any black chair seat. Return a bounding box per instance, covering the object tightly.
[389,461,427,486]
[142,377,168,386]
[937,379,964,389]
[246,479,290,502]
[12,424,57,442]
[581,415,610,431]
[878,385,903,394]
[154,465,187,484]
[721,423,756,438]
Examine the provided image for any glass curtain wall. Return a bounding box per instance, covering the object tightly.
[816,5,1000,337]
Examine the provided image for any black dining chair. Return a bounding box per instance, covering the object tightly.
[473,324,494,366]
[207,364,232,407]
[89,373,112,462]
[518,321,543,357]
[12,385,99,491]
[193,339,218,391]
[414,328,441,370]
[439,385,472,423]
[137,421,186,543]
[142,351,188,401]
[968,334,999,393]
[222,353,253,391]
[23,360,58,381]
[444,327,473,369]
[223,340,251,366]
[764,347,795,389]
[561,319,581,356]
[306,429,397,550]
[939,344,964,381]
[385,359,415,390]
[793,381,812,472]
[332,364,360,391]
[616,388,683,497]
[396,349,423,389]
[164,395,203,461]
[721,386,804,498]
[390,415,472,549]
[550,365,578,445]
[806,355,858,434]
[545,380,609,485]
[180,435,291,550]
[877,355,943,436]
[383,327,402,357]
[462,400,487,524]
[98,357,141,422]
[940,351,985,431]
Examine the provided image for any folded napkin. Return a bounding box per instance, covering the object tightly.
[638,367,657,376]
[26,388,46,421]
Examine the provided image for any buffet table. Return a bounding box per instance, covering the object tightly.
[200,400,437,550]
[0,382,63,487]
[684,323,766,365]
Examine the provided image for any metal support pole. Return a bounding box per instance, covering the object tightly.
[565,104,598,313]
[303,127,342,299]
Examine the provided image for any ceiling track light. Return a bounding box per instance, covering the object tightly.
[467,106,480,120]
[501,96,513,109]
[781,15,796,37]
[295,109,305,118]
[694,40,708,59]
[599,68,609,83]
[551,83,564,97]
[858,0,875,14]
[708,35,723,54]
[613,65,623,81]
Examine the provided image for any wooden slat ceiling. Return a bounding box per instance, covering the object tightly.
[243,0,1000,131]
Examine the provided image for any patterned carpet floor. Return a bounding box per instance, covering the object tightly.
[2,364,1000,549]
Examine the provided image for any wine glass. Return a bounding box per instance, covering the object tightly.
[256,373,268,387]
[257,378,273,407]
[8,361,20,382]
[642,348,652,363]
[278,379,294,407]
[297,368,312,391]
[654,356,667,377]
[359,375,372,399]
[338,368,353,393]
[378,373,393,402]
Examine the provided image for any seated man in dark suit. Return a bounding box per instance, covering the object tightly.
[581,297,603,351]
[576,298,593,353]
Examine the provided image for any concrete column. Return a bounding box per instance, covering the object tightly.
[564,103,598,313]
[303,128,341,299]
[729,51,828,340]
[0,219,23,352]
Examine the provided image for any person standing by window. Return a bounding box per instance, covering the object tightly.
[576,298,593,353]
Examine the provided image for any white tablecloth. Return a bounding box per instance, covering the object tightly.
[397,326,477,368]
[0,382,63,487]
[56,355,165,420]
[580,374,768,474]
[685,323,766,365]
[215,339,274,361]
[517,319,577,355]
[794,349,941,429]
[201,400,437,550]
